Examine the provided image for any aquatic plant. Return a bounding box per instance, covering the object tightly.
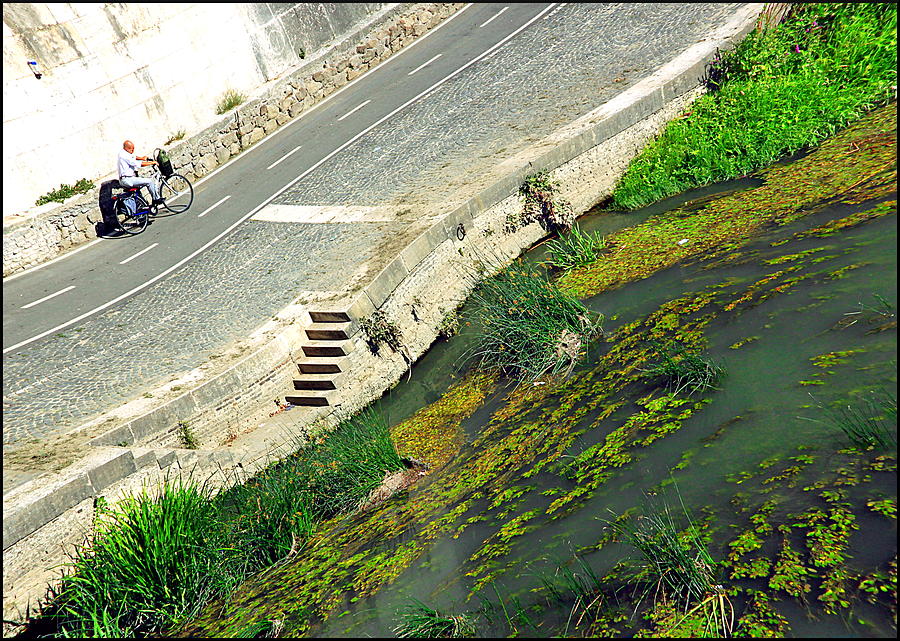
[611,2,897,209]
[641,340,725,396]
[814,388,897,449]
[393,599,477,638]
[465,262,603,381]
[43,480,240,638]
[542,224,608,272]
[559,105,897,300]
[606,496,734,637]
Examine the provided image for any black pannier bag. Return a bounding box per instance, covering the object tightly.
[155,148,174,177]
[97,179,120,235]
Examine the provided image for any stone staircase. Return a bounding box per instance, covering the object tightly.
[285,310,355,407]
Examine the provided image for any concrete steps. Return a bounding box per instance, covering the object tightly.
[287,310,355,407]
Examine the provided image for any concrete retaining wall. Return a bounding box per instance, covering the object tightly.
[2,2,387,218]
[1,5,765,634]
[2,3,464,277]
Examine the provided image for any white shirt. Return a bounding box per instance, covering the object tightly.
[117,149,141,179]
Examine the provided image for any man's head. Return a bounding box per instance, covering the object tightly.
[123,140,135,154]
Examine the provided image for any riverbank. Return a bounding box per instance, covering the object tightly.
[171,101,895,638]
[610,2,896,210]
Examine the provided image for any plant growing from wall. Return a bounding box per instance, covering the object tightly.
[506,172,575,234]
[359,309,404,355]
[35,178,95,206]
[216,89,247,115]
[178,420,199,450]
[438,307,461,340]
[165,129,187,145]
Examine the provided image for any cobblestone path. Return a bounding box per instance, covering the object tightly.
[3,4,747,447]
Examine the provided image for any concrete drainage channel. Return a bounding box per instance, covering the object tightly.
[1,5,766,633]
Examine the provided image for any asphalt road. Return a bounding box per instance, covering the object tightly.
[2,3,749,447]
[3,4,555,352]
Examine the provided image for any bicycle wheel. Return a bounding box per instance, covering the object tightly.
[160,173,193,213]
[116,198,149,235]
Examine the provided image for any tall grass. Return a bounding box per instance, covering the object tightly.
[217,407,404,570]
[821,388,897,449]
[642,340,725,396]
[394,600,477,638]
[31,408,405,638]
[543,224,608,272]
[43,480,241,638]
[465,262,603,381]
[612,3,897,209]
[606,494,733,637]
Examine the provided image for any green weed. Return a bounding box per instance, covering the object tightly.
[465,262,603,381]
[43,480,241,638]
[393,599,476,638]
[612,3,897,209]
[36,178,95,206]
[543,224,608,272]
[216,89,247,115]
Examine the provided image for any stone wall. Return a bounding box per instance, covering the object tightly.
[2,3,464,277]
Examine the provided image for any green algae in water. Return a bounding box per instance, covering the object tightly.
[174,109,896,639]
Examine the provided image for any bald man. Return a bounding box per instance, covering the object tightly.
[117,140,164,205]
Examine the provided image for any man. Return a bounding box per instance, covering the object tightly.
[117,140,165,206]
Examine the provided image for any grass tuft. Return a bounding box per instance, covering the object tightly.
[606,492,734,637]
[43,480,240,638]
[394,599,477,638]
[821,388,897,449]
[543,224,608,272]
[641,340,725,396]
[465,262,603,381]
[216,89,246,115]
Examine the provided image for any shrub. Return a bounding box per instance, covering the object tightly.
[216,89,246,115]
[508,172,575,233]
[359,309,404,355]
[35,178,95,206]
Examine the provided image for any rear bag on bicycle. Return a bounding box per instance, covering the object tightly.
[122,192,137,215]
[156,149,174,177]
[97,179,119,232]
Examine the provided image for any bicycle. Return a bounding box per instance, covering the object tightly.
[149,161,194,215]
[111,185,152,235]
[111,163,194,235]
